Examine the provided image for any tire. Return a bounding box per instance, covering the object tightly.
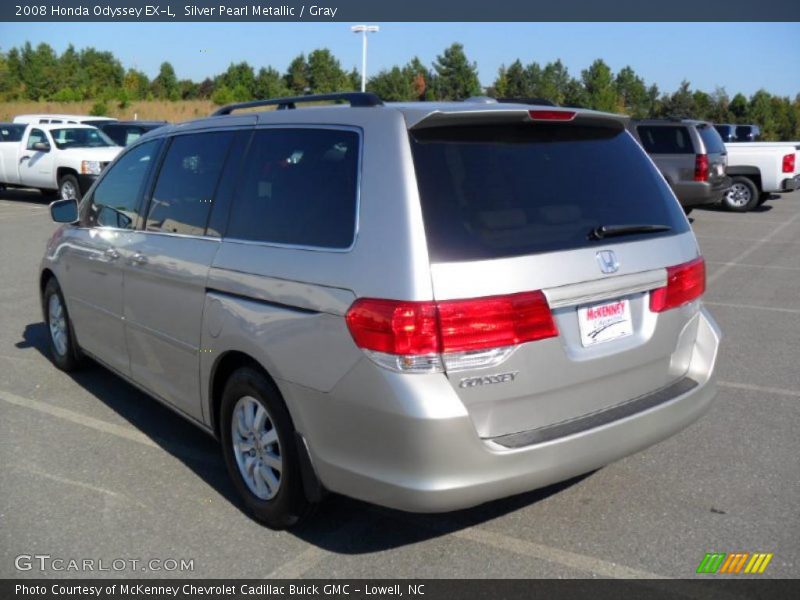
[219,367,312,529]
[43,278,83,371]
[722,176,759,212]
[58,174,82,201]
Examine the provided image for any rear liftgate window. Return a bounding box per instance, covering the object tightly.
[411,123,689,262]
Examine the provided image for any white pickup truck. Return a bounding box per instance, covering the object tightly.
[724,142,800,211]
[0,123,121,200]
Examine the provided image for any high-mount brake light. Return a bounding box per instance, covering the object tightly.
[346,292,558,373]
[649,257,706,313]
[528,110,577,122]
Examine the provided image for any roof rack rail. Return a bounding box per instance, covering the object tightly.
[496,97,557,107]
[212,92,384,116]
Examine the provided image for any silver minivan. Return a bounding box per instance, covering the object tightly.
[41,93,720,529]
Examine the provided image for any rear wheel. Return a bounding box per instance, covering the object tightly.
[722,176,759,212]
[219,367,312,529]
[58,174,81,201]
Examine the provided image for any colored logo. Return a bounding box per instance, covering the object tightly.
[696,552,773,574]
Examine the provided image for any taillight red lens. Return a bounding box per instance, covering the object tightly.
[650,257,706,313]
[437,291,557,352]
[345,299,439,355]
[782,153,795,174]
[346,292,558,356]
[528,110,576,121]
[694,154,709,182]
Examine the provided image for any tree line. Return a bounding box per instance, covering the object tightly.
[2,41,799,140]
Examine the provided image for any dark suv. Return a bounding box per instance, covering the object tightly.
[735,124,761,142]
[628,119,731,211]
[714,124,737,143]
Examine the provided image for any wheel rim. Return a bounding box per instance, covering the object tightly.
[48,293,68,357]
[60,180,77,200]
[231,396,282,500]
[726,183,752,207]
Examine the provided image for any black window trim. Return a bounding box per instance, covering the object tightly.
[79,136,165,230]
[138,128,243,240]
[220,124,364,254]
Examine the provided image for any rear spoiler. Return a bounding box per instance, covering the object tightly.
[407,108,629,131]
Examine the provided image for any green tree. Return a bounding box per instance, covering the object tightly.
[749,90,776,139]
[431,43,481,100]
[729,93,749,121]
[614,66,648,117]
[539,60,571,105]
[217,62,256,98]
[581,59,617,112]
[151,61,179,100]
[211,86,235,106]
[659,80,696,118]
[307,49,349,93]
[284,54,309,95]
[254,67,289,99]
[692,90,712,121]
[123,68,150,100]
[708,87,731,123]
[367,66,415,101]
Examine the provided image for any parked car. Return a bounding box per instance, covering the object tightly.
[0,123,26,143]
[0,123,121,200]
[714,124,737,143]
[734,124,761,142]
[13,114,117,127]
[724,142,799,210]
[96,120,167,147]
[628,118,731,212]
[41,93,720,529]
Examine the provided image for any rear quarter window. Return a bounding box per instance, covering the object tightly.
[697,125,725,154]
[636,126,694,154]
[411,123,689,262]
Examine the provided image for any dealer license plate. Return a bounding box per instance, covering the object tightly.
[577,298,633,347]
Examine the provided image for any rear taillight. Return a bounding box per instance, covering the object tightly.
[694,154,709,182]
[782,153,795,174]
[649,257,706,313]
[346,292,558,373]
[528,110,576,121]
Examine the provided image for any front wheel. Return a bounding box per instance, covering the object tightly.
[722,176,759,212]
[43,278,83,371]
[58,174,82,201]
[219,367,312,529]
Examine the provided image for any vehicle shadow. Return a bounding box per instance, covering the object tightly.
[18,320,593,554]
[696,203,774,214]
[0,187,52,205]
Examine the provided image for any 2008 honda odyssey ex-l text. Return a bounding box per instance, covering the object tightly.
[41,93,720,529]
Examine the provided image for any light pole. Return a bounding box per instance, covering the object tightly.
[351,25,379,92]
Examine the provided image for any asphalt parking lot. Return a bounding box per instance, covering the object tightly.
[0,189,798,580]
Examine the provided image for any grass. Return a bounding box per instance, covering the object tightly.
[0,100,218,123]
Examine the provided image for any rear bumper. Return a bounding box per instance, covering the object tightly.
[292,308,721,513]
[673,178,731,207]
[781,176,799,192]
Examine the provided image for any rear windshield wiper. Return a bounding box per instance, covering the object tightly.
[589,224,671,240]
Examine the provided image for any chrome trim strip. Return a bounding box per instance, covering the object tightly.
[544,268,667,309]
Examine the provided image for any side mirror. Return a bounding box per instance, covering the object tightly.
[50,198,79,224]
[32,141,50,152]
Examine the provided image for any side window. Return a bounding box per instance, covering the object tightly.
[88,140,161,229]
[227,128,359,249]
[636,126,693,154]
[145,131,234,236]
[26,129,47,149]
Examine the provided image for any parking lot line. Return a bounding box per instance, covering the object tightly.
[705,301,800,315]
[706,261,800,272]
[718,380,800,399]
[706,209,800,285]
[0,389,159,448]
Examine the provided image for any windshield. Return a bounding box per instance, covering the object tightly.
[51,128,117,149]
[410,123,689,262]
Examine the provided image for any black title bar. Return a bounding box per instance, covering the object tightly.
[3,0,800,22]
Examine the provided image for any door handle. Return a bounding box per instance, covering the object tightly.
[104,247,120,261]
[130,252,148,266]
[20,156,30,162]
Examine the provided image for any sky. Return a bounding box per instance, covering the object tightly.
[1,22,798,97]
